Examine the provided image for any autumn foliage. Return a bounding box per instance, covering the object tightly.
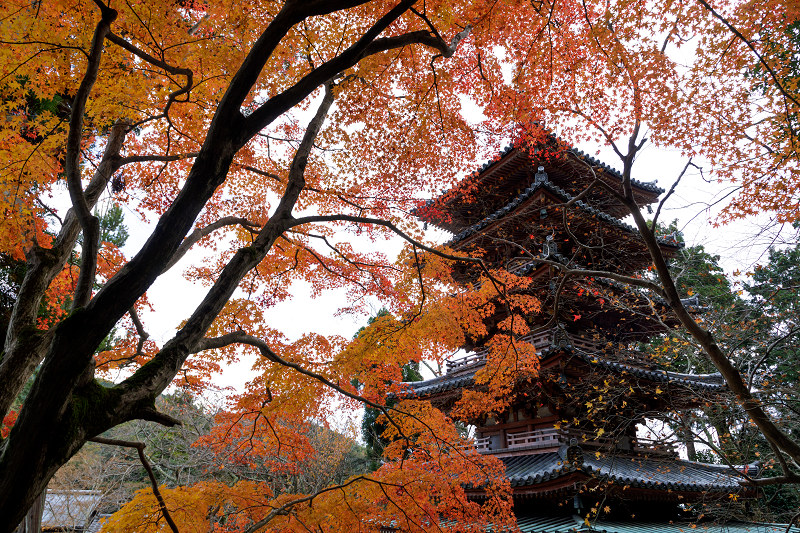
[0,0,798,531]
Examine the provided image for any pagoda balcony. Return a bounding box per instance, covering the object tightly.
[474,427,677,458]
[562,428,678,457]
[506,428,560,449]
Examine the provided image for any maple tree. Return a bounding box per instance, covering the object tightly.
[1,0,800,530]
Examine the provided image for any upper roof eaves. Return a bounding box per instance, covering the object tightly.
[569,146,664,194]
[444,178,681,250]
[436,140,665,205]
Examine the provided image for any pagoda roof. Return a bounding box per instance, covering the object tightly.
[501,448,753,494]
[402,346,726,398]
[402,367,479,396]
[444,176,681,252]
[418,141,664,232]
[506,258,704,312]
[545,346,727,392]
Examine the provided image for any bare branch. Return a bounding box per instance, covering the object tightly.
[129,307,150,358]
[89,436,181,533]
[652,159,697,230]
[163,217,260,274]
[116,152,198,166]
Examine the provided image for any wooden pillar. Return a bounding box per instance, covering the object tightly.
[13,490,44,533]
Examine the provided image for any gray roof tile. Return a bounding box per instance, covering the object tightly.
[515,514,800,533]
[501,452,748,493]
[42,490,102,530]
[404,344,725,395]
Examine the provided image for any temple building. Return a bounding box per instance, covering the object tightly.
[408,139,791,532]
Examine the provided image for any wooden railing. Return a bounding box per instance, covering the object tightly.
[446,350,488,372]
[632,436,677,456]
[560,428,616,450]
[442,327,658,374]
[568,335,604,352]
[474,437,491,451]
[474,427,677,457]
[507,428,560,449]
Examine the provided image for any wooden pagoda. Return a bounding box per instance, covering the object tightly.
[407,140,761,530]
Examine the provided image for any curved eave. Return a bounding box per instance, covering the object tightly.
[444,179,681,251]
[402,344,726,399]
[500,451,751,494]
[540,344,727,392]
[417,140,665,231]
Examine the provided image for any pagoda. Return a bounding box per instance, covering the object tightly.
[407,139,769,531]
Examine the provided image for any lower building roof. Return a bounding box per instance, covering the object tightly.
[42,489,102,531]
[501,449,750,493]
[516,514,800,533]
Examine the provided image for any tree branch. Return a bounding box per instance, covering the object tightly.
[129,307,150,358]
[105,31,194,120]
[89,437,181,533]
[64,8,117,308]
[0,120,128,422]
[651,159,696,230]
[162,217,260,274]
[115,152,198,166]
[116,80,336,403]
[617,143,800,467]
[244,0,436,141]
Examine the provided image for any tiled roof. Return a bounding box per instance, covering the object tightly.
[405,369,478,396]
[466,143,664,196]
[555,348,727,392]
[516,514,587,532]
[581,453,748,492]
[502,452,577,486]
[445,178,680,249]
[569,147,663,193]
[502,450,749,493]
[42,489,102,530]
[506,260,706,315]
[515,514,800,533]
[405,345,725,395]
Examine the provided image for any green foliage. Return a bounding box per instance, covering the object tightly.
[98,204,129,248]
[747,18,800,139]
[361,359,423,469]
[643,225,800,521]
